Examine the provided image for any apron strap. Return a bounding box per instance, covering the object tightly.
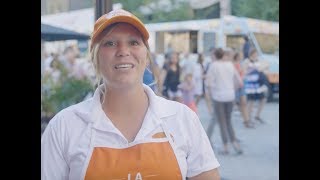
[160,120,184,180]
[80,123,96,180]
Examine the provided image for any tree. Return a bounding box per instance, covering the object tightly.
[113,0,194,23]
[193,3,220,19]
[113,0,279,22]
[232,0,279,21]
[112,0,150,21]
[148,2,194,22]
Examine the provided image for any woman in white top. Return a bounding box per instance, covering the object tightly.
[41,9,220,180]
[206,48,243,155]
[194,53,213,114]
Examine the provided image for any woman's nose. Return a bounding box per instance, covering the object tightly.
[116,42,130,57]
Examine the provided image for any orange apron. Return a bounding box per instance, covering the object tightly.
[84,123,182,180]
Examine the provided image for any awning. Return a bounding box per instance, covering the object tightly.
[41,23,90,41]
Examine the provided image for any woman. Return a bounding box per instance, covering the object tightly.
[41,9,220,180]
[162,52,183,102]
[233,52,254,128]
[206,48,243,155]
[178,73,197,113]
[243,49,268,124]
[194,53,213,114]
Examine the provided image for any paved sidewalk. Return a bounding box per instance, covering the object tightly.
[197,99,279,180]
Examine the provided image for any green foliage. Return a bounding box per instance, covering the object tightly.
[193,3,220,19]
[113,0,278,22]
[41,69,94,117]
[148,2,194,22]
[232,0,279,21]
[113,0,194,23]
[113,0,146,22]
[113,0,144,11]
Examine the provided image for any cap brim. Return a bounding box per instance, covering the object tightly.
[91,16,149,47]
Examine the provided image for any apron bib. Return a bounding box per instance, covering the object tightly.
[83,122,183,180]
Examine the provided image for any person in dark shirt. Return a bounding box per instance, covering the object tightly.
[243,36,250,59]
[163,52,183,102]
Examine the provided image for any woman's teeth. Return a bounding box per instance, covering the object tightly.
[115,64,133,69]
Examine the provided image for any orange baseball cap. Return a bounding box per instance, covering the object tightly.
[90,9,149,51]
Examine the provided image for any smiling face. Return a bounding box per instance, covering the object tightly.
[97,23,148,89]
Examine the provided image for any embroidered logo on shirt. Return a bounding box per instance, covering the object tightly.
[151,132,174,142]
[152,132,166,138]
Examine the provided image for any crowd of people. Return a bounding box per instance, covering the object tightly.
[42,45,95,84]
[145,45,270,155]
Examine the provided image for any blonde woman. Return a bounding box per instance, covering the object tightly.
[41,9,220,180]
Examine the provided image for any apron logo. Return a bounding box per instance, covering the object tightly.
[128,172,142,180]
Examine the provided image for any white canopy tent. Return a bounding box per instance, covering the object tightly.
[41,8,95,35]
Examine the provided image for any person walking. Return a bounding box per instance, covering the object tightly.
[243,49,268,124]
[233,52,254,128]
[206,48,243,155]
[194,53,213,114]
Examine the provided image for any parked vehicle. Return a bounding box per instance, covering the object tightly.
[145,15,279,101]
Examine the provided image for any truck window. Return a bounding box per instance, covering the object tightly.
[254,33,279,55]
[226,35,245,51]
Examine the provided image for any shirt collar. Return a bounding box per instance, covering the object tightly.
[76,84,177,133]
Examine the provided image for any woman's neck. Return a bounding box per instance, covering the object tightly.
[100,84,149,142]
[101,85,149,119]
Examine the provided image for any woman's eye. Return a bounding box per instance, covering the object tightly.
[130,40,139,46]
[104,41,116,46]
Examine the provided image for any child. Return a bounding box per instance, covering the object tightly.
[178,73,198,113]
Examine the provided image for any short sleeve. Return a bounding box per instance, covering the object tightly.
[41,115,69,180]
[185,111,220,177]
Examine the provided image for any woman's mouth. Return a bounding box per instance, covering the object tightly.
[114,64,134,69]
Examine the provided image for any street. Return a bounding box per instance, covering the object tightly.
[197,99,279,180]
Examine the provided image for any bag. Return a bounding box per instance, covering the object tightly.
[258,71,269,86]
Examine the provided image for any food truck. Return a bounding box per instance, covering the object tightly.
[145,15,279,101]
